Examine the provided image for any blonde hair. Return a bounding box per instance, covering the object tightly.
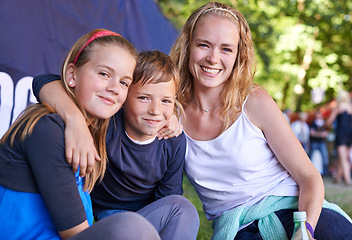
[170,2,257,130]
[1,29,137,192]
[337,90,351,105]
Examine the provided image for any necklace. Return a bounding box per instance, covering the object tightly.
[195,101,221,112]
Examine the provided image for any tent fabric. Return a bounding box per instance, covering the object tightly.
[0,0,178,137]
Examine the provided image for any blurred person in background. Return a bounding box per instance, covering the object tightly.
[309,109,330,176]
[325,90,352,185]
[291,112,310,153]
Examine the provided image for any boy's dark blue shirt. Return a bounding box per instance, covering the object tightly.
[33,74,185,213]
[92,109,185,213]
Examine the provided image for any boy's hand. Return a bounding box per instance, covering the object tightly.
[65,115,100,177]
[157,114,183,140]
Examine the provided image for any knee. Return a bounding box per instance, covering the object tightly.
[165,195,200,223]
[102,212,161,240]
[165,195,197,211]
[315,208,352,239]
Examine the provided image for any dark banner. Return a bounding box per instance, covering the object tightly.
[0,0,178,137]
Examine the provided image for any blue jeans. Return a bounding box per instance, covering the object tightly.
[95,195,200,240]
[235,208,352,240]
[69,212,160,240]
[309,141,330,175]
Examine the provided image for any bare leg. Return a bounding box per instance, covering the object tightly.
[333,159,343,184]
[337,145,352,185]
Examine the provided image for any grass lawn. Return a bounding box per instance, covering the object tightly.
[323,176,352,217]
[182,175,352,240]
[182,176,213,240]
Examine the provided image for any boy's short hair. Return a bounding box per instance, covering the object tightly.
[132,50,184,119]
[133,50,179,89]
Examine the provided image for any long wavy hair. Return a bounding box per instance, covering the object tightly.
[1,28,137,192]
[170,2,257,131]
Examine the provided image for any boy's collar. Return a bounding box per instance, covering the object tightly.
[125,131,157,145]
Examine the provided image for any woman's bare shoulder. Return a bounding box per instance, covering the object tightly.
[246,88,276,111]
[245,88,279,129]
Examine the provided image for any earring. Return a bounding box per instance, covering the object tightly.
[69,81,73,85]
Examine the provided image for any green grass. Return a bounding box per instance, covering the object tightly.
[323,176,352,218]
[182,176,212,240]
[182,175,352,240]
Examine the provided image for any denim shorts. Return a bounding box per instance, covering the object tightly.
[95,209,126,221]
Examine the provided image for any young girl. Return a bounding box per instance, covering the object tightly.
[0,29,160,240]
[170,2,352,239]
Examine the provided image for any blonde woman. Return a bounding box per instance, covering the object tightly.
[170,2,352,239]
[326,90,352,185]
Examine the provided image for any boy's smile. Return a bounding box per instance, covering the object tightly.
[123,80,176,142]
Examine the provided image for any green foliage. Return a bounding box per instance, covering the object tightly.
[156,0,352,112]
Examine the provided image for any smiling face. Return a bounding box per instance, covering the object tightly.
[68,44,136,121]
[123,80,176,141]
[188,15,239,90]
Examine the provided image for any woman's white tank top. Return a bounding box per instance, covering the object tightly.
[184,97,299,220]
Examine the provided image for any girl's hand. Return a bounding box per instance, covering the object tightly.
[65,114,100,177]
[36,79,100,176]
[157,114,183,140]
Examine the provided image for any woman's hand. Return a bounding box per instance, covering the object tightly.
[157,114,183,140]
[308,231,316,240]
